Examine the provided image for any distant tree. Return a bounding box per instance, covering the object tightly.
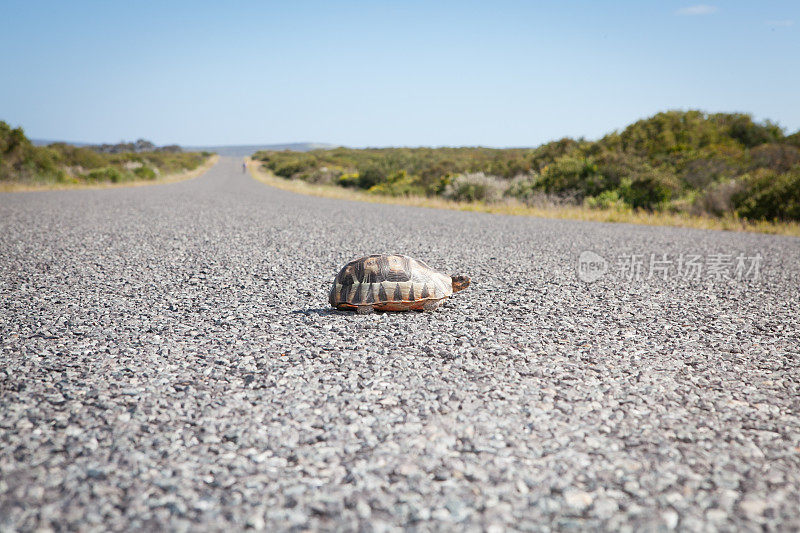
[134,139,155,152]
[156,145,183,153]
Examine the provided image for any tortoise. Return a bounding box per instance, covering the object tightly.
[329,254,470,314]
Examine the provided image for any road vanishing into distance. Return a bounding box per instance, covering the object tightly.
[1,157,799,531]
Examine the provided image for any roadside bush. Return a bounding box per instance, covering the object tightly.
[539,156,606,198]
[141,152,205,173]
[337,172,360,188]
[734,167,800,221]
[504,173,541,202]
[585,189,628,210]
[529,138,581,171]
[539,156,584,192]
[296,166,343,185]
[368,170,426,196]
[442,172,505,203]
[86,167,126,182]
[618,168,679,210]
[0,123,29,157]
[26,146,60,176]
[355,165,386,189]
[49,143,106,169]
[693,179,746,217]
[504,172,581,208]
[134,166,157,180]
[268,154,317,178]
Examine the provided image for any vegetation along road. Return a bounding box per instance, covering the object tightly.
[1,157,798,530]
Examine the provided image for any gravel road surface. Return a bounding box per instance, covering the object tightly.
[1,157,799,531]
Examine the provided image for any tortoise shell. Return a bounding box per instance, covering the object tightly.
[329,254,454,312]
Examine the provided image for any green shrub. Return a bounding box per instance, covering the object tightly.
[49,144,106,169]
[355,166,386,189]
[368,170,425,196]
[613,110,781,157]
[273,158,311,178]
[263,152,318,178]
[86,167,125,182]
[594,152,647,187]
[585,189,628,210]
[734,167,800,221]
[618,169,679,210]
[337,172,360,188]
[726,115,782,148]
[539,156,606,197]
[504,175,580,207]
[140,152,205,173]
[442,172,506,203]
[27,146,60,176]
[295,166,343,185]
[504,173,541,202]
[134,166,157,180]
[529,138,581,171]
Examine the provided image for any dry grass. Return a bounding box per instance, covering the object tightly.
[248,159,800,237]
[0,155,220,193]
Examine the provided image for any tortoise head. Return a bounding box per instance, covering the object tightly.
[450,274,471,293]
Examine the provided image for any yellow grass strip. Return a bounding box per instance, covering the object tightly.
[247,159,800,237]
[0,154,220,193]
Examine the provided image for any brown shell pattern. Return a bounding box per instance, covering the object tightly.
[329,254,452,311]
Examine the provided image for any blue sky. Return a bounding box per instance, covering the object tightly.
[1,1,798,147]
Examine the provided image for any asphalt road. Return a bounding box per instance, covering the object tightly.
[1,157,799,531]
